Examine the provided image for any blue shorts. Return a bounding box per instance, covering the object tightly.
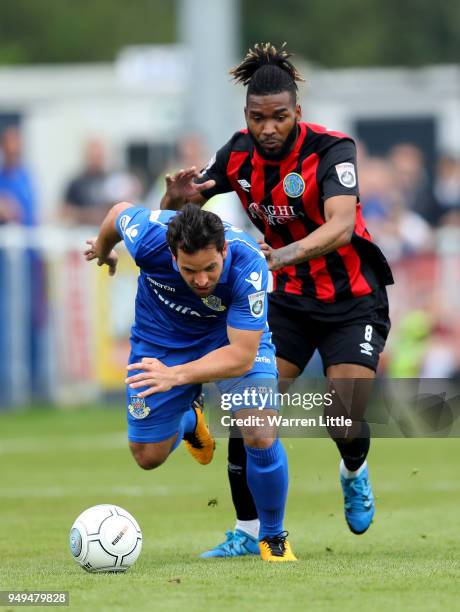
[126,336,277,443]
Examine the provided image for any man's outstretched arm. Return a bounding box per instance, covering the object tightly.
[160,167,214,210]
[84,201,133,275]
[258,195,357,271]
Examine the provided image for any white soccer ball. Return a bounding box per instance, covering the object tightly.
[69,504,142,573]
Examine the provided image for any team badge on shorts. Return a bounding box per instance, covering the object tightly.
[283,172,305,198]
[201,295,227,311]
[129,396,150,419]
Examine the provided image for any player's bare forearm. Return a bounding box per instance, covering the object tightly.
[260,195,356,270]
[265,222,351,269]
[172,344,256,385]
[95,202,132,257]
[160,193,185,210]
[84,202,132,275]
[125,328,262,396]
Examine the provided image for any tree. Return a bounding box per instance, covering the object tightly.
[242,0,460,67]
[0,0,174,64]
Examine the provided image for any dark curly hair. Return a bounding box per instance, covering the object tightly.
[166,203,225,257]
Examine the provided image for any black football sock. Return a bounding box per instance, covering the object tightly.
[228,433,258,521]
[334,421,371,472]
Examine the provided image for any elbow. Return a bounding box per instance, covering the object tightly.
[238,353,258,377]
[111,201,133,218]
[337,224,354,247]
[232,362,253,378]
[231,354,257,378]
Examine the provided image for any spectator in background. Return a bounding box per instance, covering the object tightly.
[433,154,460,226]
[144,133,249,230]
[0,126,44,399]
[388,143,433,222]
[61,137,141,226]
[360,155,433,262]
[144,134,209,210]
[0,126,37,225]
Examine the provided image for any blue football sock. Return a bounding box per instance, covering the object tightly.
[182,406,198,435]
[170,407,197,453]
[245,438,288,539]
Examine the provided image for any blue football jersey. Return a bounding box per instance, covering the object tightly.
[116,207,272,352]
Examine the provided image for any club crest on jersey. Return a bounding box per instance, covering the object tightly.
[283,172,305,198]
[335,162,356,188]
[128,396,150,419]
[201,295,226,312]
[248,291,265,318]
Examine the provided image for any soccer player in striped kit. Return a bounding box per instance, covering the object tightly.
[161,43,393,557]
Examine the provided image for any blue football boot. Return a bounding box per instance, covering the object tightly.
[340,461,375,534]
[200,529,259,558]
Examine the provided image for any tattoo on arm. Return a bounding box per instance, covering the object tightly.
[281,236,340,265]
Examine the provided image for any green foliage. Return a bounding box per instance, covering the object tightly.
[242,0,460,67]
[0,0,459,67]
[0,0,175,64]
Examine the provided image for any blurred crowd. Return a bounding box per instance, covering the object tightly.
[358,142,460,261]
[2,125,460,236]
[1,124,459,378]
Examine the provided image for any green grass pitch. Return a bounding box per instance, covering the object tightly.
[1,407,459,611]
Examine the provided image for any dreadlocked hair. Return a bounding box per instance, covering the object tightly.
[230,42,304,100]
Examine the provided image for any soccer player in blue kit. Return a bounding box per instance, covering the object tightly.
[84,201,296,561]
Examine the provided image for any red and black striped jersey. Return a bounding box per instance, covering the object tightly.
[200,122,393,316]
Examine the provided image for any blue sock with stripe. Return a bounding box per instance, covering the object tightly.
[171,407,197,452]
[244,438,288,539]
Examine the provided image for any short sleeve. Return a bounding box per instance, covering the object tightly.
[195,140,233,199]
[227,258,269,331]
[116,206,167,262]
[317,140,360,201]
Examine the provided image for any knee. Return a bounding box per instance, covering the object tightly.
[129,445,168,470]
[243,430,275,449]
[326,417,370,443]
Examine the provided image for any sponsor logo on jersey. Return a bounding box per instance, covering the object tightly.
[147,277,175,292]
[255,354,271,364]
[237,179,251,192]
[248,290,265,318]
[248,202,298,225]
[119,214,131,232]
[359,342,373,356]
[283,172,305,198]
[152,287,218,318]
[128,396,150,419]
[124,223,140,242]
[335,162,356,188]
[201,295,227,311]
[245,270,263,292]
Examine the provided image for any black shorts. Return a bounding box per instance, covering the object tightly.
[268,290,391,374]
